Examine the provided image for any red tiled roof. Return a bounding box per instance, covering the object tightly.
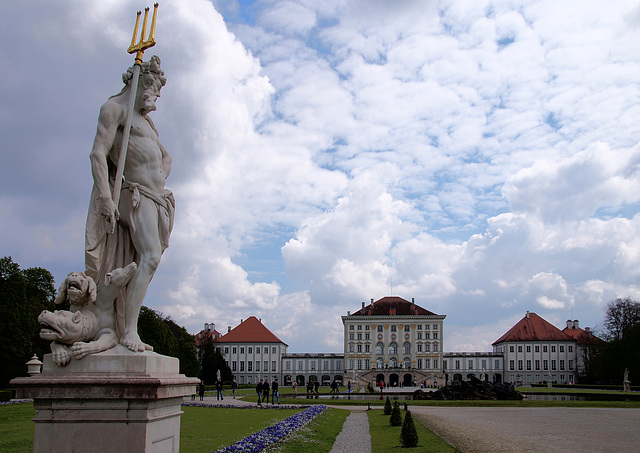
[350,296,439,316]
[194,329,222,347]
[562,327,605,345]
[218,316,287,345]
[493,312,575,344]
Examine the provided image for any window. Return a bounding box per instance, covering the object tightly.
[365,359,370,369]
[535,360,540,370]
[365,344,370,352]
[272,361,276,371]
[495,360,500,369]
[357,344,362,352]
[248,361,252,372]
[404,325,410,332]
[443,360,448,370]
[256,347,260,354]
[349,345,354,352]
[509,360,515,371]
[417,332,422,339]
[365,333,370,340]
[551,346,556,353]
[543,360,548,371]
[389,343,398,354]
[357,359,362,370]
[248,347,253,354]
[551,360,557,371]
[255,361,259,371]
[233,347,237,354]
[518,346,523,352]
[568,346,573,353]
[518,360,523,371]
[482,359,487,369]
[349,333,354,340]
[569,360,574,370]
[535,345,539,353]
[349,359,354,369]
[324,361,329,370]
[527,360,532,370]
[433,324,438,330]
[425,344,430,352]
[425,324,430,330]
[417,344,422,352]
[560,346,564,353]
[240,347,245,354]
[469,360,473,370]
[526,346,531,353]
[285,361,290,370]
[376,343,383,354]
[425,332,430,339]
[298,361,303,370]
[264,361,268,371]
[224,347,229,354]
[357,333,362,340]
[417,325,422,330]
[455,360,461,370]
[433,332,438,339]
[349,325,354,330]
[417,359,423,369]
[391,325,397,332]
[272,347,276,354]
[232,361,237,371]
[357,325,362,330]
[336,361,342,370]
[365,325,370,330]
[377,325,383,332]
[560,360,565,370]
[510,346,515,353]
[311,361,316,370]
[425,358,430,369]
[433,359,438,369]
[403,343,411,354]
[240,361,245,371]
[433,344,438,352]
[543,346,548,353]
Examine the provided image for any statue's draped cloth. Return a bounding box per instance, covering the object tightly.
[85,171,174,336]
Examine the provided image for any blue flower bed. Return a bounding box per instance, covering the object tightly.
[182,402,307,410]
[199,404,327,453]
[0,400,30,405]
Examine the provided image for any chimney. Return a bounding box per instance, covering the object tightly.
[259,318,262,323]
[228,326,231,333]
[204,323,209,332]
[211,323,215,332]
[347,311,351,316]
[362,301,365,309]
[240,319,243,323]
[585,327,591,334]
[566,320,572,329]
[526,311,530,319]
[573,319,579,329]
[412,298,415,304]
[371,298,374,304]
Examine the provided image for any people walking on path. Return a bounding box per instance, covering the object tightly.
[216,378,224,400]
[293,381,298,393]
[232,379,238,399]
[198,381,205,401]
[256,379,263,406]
[262,379,270,404]
[314,380,320,394]
[272,378,280,405]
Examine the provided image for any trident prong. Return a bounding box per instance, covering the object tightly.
[127,3,158,64]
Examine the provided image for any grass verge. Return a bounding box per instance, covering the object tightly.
[267,407,350,453]
[180,406,301,453]
[368,410,458,452]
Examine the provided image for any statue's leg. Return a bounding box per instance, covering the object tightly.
[121,196,162,352]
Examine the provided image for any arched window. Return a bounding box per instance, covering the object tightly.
[389,342,398,355]
[404,358,411,369]
[376,342,384,355]
[376,358,384,369]
[403,342,411,354]
[389,357,398,368]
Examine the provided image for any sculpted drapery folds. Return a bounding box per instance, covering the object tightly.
[85,55,173,352]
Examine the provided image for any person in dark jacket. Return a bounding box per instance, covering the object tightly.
[314,380,320,393]
[231,379,238,399]
[271,378,280,404]
[256,379,263,405]
[262,379,270,404]
[216,378,224,400]
[198,381,205,401]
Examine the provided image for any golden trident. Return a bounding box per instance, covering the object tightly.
[109,3,160,225]
[127,3,159,64]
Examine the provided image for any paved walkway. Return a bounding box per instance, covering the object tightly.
[329,411,371,453]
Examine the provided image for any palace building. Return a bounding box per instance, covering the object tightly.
[341,296,446,387]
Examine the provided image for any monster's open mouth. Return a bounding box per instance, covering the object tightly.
[40,321,62,337]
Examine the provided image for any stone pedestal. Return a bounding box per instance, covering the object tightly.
[624,380,631,392]
[11,345,199,453]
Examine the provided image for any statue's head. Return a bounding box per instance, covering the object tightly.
[55,271,97,307]
[122,55,167,114]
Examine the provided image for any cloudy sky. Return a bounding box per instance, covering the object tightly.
[2,0,640,353]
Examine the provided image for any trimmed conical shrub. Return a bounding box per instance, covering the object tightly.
[400,410,419,448]
[390,401,403,426]
[384,396,392,415]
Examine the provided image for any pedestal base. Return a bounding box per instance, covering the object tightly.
[11,346,199,453]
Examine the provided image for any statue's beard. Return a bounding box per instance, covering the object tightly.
[140,92,157,114]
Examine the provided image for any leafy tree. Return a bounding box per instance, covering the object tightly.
[200,336,232,385]
[138,306,199,376]
[0,257,56,387]
[603,298,640,341]
[390,401,403,426]
[400,410,419,448]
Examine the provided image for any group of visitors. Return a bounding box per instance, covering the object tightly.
[193,378,239,401]
[256,378,280,405]
[306,379,320,393]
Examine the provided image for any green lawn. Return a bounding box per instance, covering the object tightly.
[0,404,34,453]
[268,408,350,453]
[368,410,458,452]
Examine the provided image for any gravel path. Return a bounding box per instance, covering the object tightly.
[329,411,372,453]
